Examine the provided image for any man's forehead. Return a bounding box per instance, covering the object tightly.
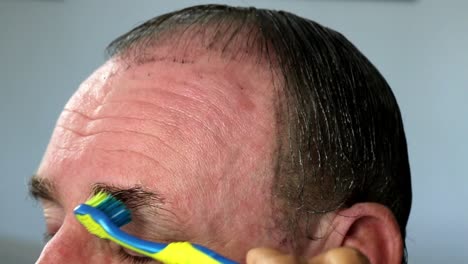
[40,54,278,196]
[35,49,282,255]
[63,56,278,141]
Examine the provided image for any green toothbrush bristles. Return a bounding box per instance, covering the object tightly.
[86,191,132,227]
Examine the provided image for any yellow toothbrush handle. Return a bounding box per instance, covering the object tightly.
[151,242,222,264]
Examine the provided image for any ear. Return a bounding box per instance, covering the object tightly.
[307,203,403,264]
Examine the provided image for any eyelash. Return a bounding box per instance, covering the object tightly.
[43,232,56,244]
[117,248,156,264]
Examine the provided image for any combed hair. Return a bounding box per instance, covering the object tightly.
[107,4,412,263]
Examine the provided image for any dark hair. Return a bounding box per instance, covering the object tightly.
[107,4,412,263]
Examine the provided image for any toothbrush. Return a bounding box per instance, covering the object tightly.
[74,191,237,264]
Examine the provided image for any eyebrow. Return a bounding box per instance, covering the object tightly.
[28,174,166,219]
[91,183,166,217]
[29,174,57,202]
[29,175,181,241]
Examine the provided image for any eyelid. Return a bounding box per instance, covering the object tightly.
[41,200,64,242]
[119,247,164,264]
[109,240,158,264]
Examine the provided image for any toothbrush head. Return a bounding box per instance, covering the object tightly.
[84,191,131,227]
[73,191,132,240]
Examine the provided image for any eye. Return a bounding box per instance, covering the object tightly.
[42,200,64,244]
[42,231,56,244]
[117,247,159,264]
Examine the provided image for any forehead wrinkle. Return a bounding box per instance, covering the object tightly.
[52,125,180,176]
[60,106,186,145]
[62,99,229,157]
[75,64,241,137]
[56,118,189,165]
[95,81,239,148]
[77,54,269,142]
[65,60,121,114]
[60,108,183,138]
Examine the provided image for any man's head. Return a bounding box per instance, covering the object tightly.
[32,4,411,264]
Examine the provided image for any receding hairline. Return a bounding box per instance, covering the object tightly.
[105,6,279,70]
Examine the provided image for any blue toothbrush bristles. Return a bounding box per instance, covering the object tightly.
[96,195,132,227]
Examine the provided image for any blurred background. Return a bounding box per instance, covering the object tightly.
[0,0,466,263]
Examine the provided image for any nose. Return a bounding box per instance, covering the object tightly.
[35,217,112,263]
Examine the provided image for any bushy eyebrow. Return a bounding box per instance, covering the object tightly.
[29,175,167,219]
[29,175,181,240]
[91,183,166,215]
[90,184,178,239]
[28,175,165,211]
[29,174,57,202]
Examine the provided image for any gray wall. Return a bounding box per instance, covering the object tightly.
[1,0,467,263]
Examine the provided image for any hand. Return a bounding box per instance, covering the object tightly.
[246,247,370,264]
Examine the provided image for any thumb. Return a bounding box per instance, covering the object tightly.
[246,248,308,264]
[246,247,369,264]
[309,247,370,264]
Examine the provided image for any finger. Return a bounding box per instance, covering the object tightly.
[309,247,370,264]
[246,248,308,264]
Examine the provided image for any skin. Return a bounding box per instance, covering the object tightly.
[247,247,369,264]
[35,51,293,263]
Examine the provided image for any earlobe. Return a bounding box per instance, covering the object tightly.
[313,203,403,264]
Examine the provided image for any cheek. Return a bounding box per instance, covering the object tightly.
[36,223,113,263]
